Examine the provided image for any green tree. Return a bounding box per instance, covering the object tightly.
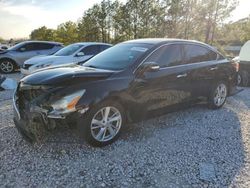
[195,0,238,44]
[55,21,79,44]
[29,0,241,46]
[30,26,56,41]
[113,0,165,40]
[78,4,102,42]
[217,16,250,43]
[0,37,4,43]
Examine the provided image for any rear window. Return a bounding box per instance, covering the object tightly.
[38,43,55,50]
[183,44,218,64]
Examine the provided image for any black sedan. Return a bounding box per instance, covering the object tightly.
[13,39,238,146]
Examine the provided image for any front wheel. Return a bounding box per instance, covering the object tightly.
[0,59,16,73]
[208,82,228,109]
[79,101,125,147]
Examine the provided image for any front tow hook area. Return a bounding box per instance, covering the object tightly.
[14,113,47,143]
[14,118,36,143]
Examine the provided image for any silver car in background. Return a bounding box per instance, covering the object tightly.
[0,41,63,73]
[21,42,112,75]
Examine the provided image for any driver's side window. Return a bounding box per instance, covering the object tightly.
[145,44,183,68]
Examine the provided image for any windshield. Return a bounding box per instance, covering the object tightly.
[54,44,84,56]
[84,43,152,70]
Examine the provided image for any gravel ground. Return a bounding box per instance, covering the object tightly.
[0,73,250,187]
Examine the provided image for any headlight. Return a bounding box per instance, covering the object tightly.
[36,62,52,69]
[51,90,85,113]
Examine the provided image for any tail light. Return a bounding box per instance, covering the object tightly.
[232,61,239,72]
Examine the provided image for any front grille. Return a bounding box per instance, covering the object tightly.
[22,89,44,101]
[22,64,32,70]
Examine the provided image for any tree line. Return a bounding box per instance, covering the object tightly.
[30,0,247,46]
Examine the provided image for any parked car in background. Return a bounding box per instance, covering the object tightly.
[21,42,112,75]
[237,40,250,86]
[0,41,63,73]
[0,44,9,51]
[13,39,238,146]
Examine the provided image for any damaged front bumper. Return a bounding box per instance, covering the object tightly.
[13,85,88,143]
[13,89,55,142]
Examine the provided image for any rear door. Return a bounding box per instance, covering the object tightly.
[182,44,219,97]
[36,43,56,55]
[132,44,193,111]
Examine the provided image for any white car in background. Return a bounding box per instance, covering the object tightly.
[21,42,112,75]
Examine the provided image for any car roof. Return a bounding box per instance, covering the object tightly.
[72,42,112,46]
[123,38,212,48]
[22,41,63,45]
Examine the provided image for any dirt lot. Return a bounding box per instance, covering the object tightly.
[0,73,250,187]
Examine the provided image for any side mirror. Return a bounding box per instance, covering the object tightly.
[76,52,85,57]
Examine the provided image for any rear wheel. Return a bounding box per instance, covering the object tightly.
[0,59,16,73]
[79,100,125,147]
[208,82,228,109]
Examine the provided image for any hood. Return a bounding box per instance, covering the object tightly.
[34,62,77,72]
[21,66,115,86]
[25,55,72,65]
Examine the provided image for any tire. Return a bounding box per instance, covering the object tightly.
[237,73,242,86]
[239,71,249,87]
[0,59,16,73]
[208,81,228,109]
[78,100,125,147]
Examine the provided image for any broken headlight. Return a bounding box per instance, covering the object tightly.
[51,89,85,113]
[35,62,53,69]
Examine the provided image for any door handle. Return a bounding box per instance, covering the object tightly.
[210,67,218,71]
[177,73,187,78]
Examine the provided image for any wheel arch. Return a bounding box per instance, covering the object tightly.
[99,95,131,122]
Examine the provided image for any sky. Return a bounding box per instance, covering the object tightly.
[0,0,249,40]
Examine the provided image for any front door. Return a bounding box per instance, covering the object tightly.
[131,44,192,112]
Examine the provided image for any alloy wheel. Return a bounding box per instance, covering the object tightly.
[0,61,14,73]
[90,106,122,142]
[213,83,227,107]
